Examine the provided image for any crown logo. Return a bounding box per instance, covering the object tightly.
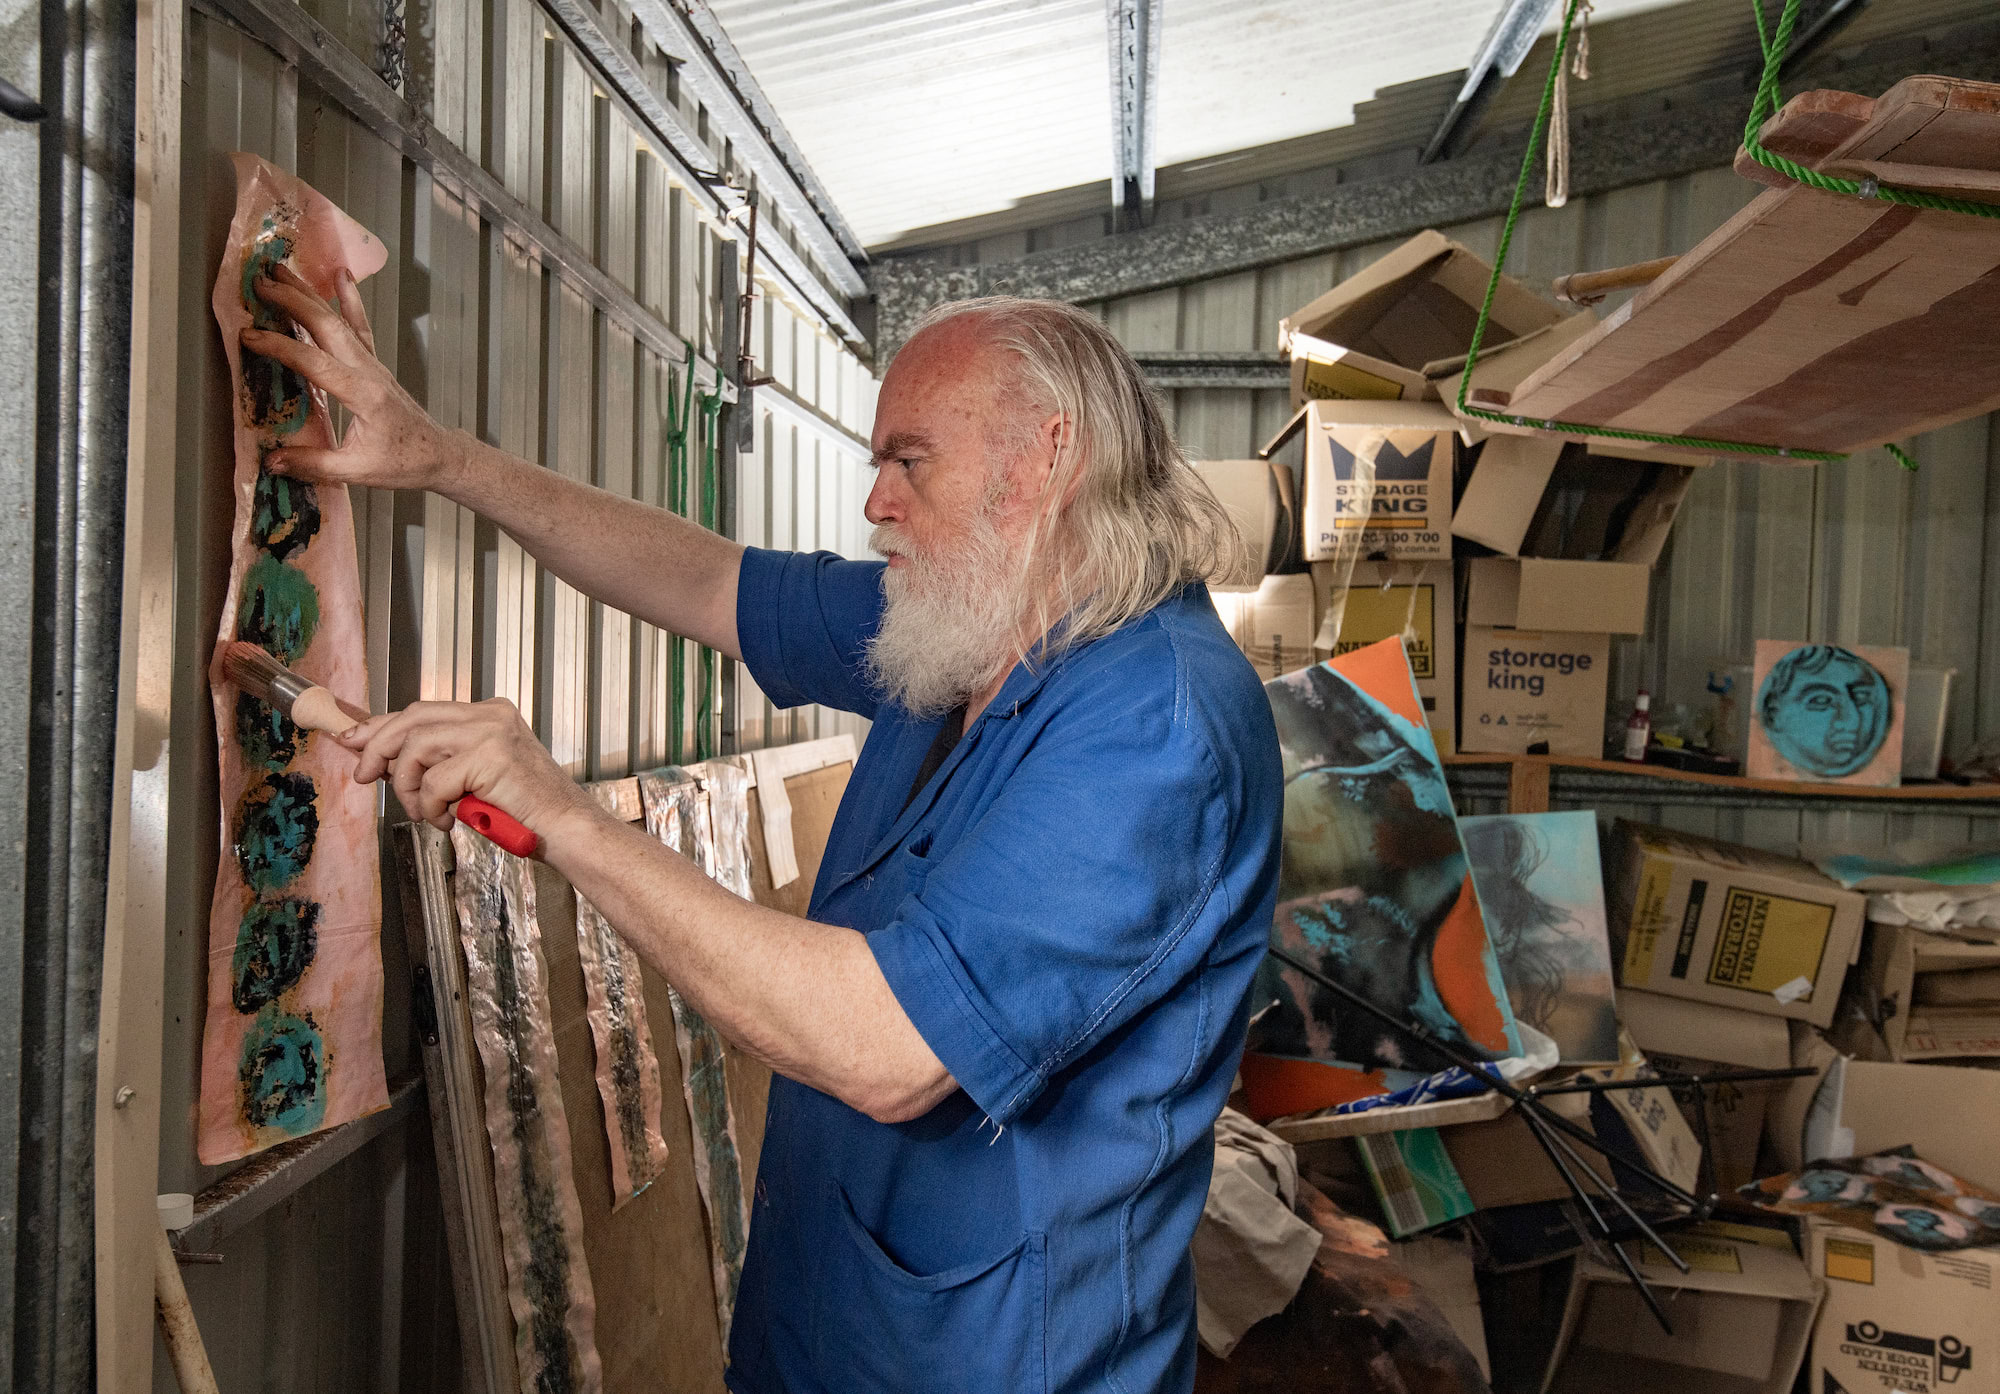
[1328,436,1434,482]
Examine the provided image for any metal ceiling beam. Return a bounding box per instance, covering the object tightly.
[1422,0,1558,164]
[628,0,868,292]
[536,0,864,341]
[1107,0,1163,228]
[870,17,2000,357]
[1775,0,1872,80]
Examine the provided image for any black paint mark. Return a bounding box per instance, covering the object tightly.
[240,228,311,435]
[238,1003,328,1134]
[251,465,322,560]
[231,896,320,1012]
[233,769,321,895]
[235,689,310,772]
[484,873,579,1393]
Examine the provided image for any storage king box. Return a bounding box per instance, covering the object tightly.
[1277,229,1567,406]
[1606,821,1867,1029]
[1312,559,1456,754]
[1809,1219,1998,1394]
[1458,629,1609,757]
[1261,400,1457,563]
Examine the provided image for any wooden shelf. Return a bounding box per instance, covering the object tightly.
[1442,752,2000,808]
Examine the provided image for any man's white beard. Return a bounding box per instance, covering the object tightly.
[865,507,1028,718]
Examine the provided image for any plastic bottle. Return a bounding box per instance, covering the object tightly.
[1623,690,1652,763]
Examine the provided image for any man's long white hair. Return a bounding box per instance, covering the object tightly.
[905,296,1242,667]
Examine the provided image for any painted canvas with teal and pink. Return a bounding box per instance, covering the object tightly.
[1243,637,1521,1116]
[199,156,389,1162]
[1459,810,1620,1066]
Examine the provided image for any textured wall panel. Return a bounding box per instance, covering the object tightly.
[156,1,875,1388]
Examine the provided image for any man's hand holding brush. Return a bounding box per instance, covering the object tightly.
[333,697,601,856]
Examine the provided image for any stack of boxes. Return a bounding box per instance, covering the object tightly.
[1206,227,2000,1394]
[1204,227,1706,758]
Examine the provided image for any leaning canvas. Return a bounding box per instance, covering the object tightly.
[1459,811,1620,1066]
[1247,637,1521,1105]
[1749,640,1908,787]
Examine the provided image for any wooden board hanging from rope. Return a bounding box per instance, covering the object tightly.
[1486,76,2000,460]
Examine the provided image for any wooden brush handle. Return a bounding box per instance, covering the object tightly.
[290,685,372,733]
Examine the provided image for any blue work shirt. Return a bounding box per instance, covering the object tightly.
[726,548,1283,1394]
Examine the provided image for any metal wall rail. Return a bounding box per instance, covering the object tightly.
[12,0,140,1380]
[191,0,858,375]
[536,0,866,343]
[630,0,868,280]
[1446,765,2000,817]
[192,0,738,380]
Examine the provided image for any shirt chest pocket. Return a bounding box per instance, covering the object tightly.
[813,1184,1048,1393]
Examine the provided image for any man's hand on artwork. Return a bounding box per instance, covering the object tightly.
[244,262,464,494]
[337,698,598,854]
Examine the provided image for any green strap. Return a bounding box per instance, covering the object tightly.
[666,340,694,763]
[693,362,726,761]
[1453,0,1966,472]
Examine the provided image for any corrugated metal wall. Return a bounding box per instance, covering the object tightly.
[1082,164,2000,792]
[147,1,874,1386]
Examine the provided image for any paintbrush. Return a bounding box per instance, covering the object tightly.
[217,641,541,857]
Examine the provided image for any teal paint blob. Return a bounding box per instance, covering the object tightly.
[250,465,321,560]
[238,1004,327,1134]
[236,553,320,665]
[233,769,320,894]
[231,896,320,1013]
[240,229,310,436]
[234,689,309,772]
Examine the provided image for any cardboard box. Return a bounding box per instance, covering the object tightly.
[1621,989,1795,1070]
[1453,440,1696,567]
[1622,991,1793,1191]
[1794,1055,2000,1191]
[1262,400,1457,562]
[1606,821,1867,1029]
[1313,560,1456,754]
[1278,229,1568,406]
[1850,923,2000,1062]
[1808,1219,1997,1394]
[1460,624,1610,757]
[1464,553,1651,637]
[1543,1224,1822,1394]
[1192,458,1296,586]
[1647,1048,1780,1193]
[1214,573,1316,681]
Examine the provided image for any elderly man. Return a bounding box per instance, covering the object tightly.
[248,273,1283,1393]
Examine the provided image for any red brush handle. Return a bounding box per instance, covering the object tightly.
[456,795,540,858]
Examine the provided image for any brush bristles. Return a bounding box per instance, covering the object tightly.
[218,641,308,708]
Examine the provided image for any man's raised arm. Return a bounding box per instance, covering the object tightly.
[246,263,745,659]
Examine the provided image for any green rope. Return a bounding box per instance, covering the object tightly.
[665,340,695,763]
[1454,0,1952,473]
[692,361,726,760]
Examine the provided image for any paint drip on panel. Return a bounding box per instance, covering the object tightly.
[638,769,751,1356]
[451,825,604,1394]
[572,884,671,1209]
[198,154,390,1163]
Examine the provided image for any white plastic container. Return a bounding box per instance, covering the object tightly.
[1902,663,1955,780]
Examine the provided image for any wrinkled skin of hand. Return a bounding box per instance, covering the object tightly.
[244,262,464,492]
[336,698,601,851]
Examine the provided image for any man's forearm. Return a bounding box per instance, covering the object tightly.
[543,807,955,1124]
[437,432,746,659]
